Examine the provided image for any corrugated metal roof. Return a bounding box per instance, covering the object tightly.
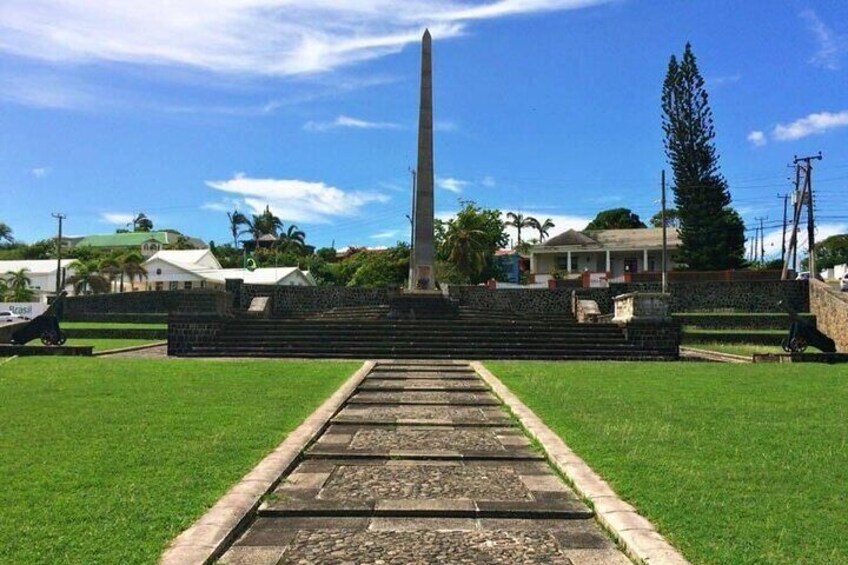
[0,259,77,274]
[76,232,171,247]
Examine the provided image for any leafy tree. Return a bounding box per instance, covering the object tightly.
[437,202,507,283]
[347,243,410,287]
[662,42,745,270]
[0,222,14,244]
[132,213,153,232]
[277,225,307,255]
[119,252,148,292]
[66,261,111,295]
[533,218,555,242]
[505,212,538,247]
[4,268,34,302]
[814,234,848,270]
[165,235,195,250]
[98,257,121,293]
[585,208,646,230]
[649,208,681,228]
[209,242,243,269]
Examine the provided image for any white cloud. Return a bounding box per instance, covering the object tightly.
[801,10,848,70]
[760,223,848,260]
[100,212,136,225]
[747,130,767,147]
[772,110,848,141]
[436,177,469,194]
[481,176,496,188]
[0,1,613,77]
[371,229,402,239]
[206,175,390,224]
[707,73,741,87]
[434,120,459,132]
[31,166,50,178]
[304,115,402,132]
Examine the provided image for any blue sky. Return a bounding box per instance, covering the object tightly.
[1,0,847,258]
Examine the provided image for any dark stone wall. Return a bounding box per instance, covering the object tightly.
[620,319,681,357]
[65,328,167,339]
[809,280,848,353]
[575,280,809,315]
[447,286,573,314]
[168,316,224,356]
[241,285,401,315]
[64,290,230,320]
[673,313,815,330]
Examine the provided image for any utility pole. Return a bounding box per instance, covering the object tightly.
[52,212,66,294]
[796,153,822,276]
[778,193,789,264]
[660,170,668,294]
[754,217,767,263]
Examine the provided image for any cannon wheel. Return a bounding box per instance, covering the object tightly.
[41,330,57,346]
[781,337,792,353]
[56,331,67,346]
[789,336,808,353]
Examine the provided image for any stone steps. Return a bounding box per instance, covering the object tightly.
[219,360,630,564]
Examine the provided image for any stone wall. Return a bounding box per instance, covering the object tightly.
[64,290,230,320]
[575,280,809,315]
[447,286,573,314]
[673,313,815,330]
[809,280,848,352]
[168,315,225,356]
[238,285,401,315]
[620,319,680,358]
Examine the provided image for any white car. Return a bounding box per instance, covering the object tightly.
[0,310,24,324]
[841,274,848,292]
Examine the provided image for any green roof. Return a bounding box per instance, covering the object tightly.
[76,232,172,248]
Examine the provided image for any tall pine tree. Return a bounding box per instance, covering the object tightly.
[662,43,745,270]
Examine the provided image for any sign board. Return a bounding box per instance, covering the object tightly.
[0,302,47,319]
[588,273,609,289]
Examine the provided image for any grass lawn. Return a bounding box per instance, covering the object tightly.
[486,361,848,565]
[0,357,359,564]
[683,342,784,357]
[36,338,162,351]
[61,322,167,330]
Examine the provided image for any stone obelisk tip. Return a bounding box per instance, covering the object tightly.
[423,28,431,39]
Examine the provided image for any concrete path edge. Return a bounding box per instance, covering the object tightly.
[680,346,750,363]
[92,340,168,357]
[471,362,691,565]
[159,360,375,565]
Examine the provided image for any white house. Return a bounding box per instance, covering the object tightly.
[0,259,78,301]
[140,250,314,290]
[530,228,682,281]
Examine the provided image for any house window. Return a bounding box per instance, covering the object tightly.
[168,281,178,291]
[624,258,638,273]
[155,282,164,291]
[199,281,206,288]
[156,268,162,275]
[649,258,656,272]
[555,256,569,270]
[184,281,193,290]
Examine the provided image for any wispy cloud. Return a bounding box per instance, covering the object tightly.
[437,177,469,194]
[100,212,135,225]
[747,130,767,147]
[206,173,390,224]
[481,176,496,188]
[801,10,848,70]
[370,229,402,239]
[0,1,613,77]
[773,110,848,141]
[707,73,741,87]
[304,115,402,132]
[435,120,459,132]
[31,166,50,178]
[760,223,847,260]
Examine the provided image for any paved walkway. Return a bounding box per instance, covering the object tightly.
[219,360,630,564]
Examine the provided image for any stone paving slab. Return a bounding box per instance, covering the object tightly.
[349,390,500,405]
[358,378,490,391]
[261,459,590,518]
[365,370,479,379]
[221,517,625,565]
[307,424,539,460]
[333,404,512,426]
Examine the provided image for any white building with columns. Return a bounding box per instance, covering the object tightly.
[529,228,682,281]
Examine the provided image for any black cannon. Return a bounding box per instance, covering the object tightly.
[9,292,68,346]
[778,300,835,353]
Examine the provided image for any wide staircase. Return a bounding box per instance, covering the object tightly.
[186,305,672,360]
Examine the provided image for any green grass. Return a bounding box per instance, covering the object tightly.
[682,327,784,335]
[61,322,167,330]
[37,338,161,351]
[486,361,848,565]
[0,357,359,564]
[685,342,784,356]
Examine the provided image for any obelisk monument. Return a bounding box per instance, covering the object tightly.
[409,29,436,291]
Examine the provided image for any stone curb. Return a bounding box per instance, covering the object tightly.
[679,346,750,363]
[471,362,691,565]
[159,360,375,565]
[92,340,168,357]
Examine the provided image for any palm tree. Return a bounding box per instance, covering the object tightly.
[0,222,13,244]
[0,279,10,301]
[251,206,284,238]
[132,213,153,232]
[121,253,148,292]
[506,212,538,247]
[277,224,306,254]
[98,257,121,293]
[443,217,489,281]
[66,261,111,295]
[227,210,248,247]
[533,218,555,242]
[4,268,34,301]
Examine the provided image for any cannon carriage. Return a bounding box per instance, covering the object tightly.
[4,292,68,346]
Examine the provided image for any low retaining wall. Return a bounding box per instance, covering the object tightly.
[809,280,848,352]
[168,315,226,356]
[65,328,167,340]
[674,313,815,330]
[620,319,681,358]
[447,286,573,314]
[64,290,230,320]
[232,283,400,315]
[576,280,809,315]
